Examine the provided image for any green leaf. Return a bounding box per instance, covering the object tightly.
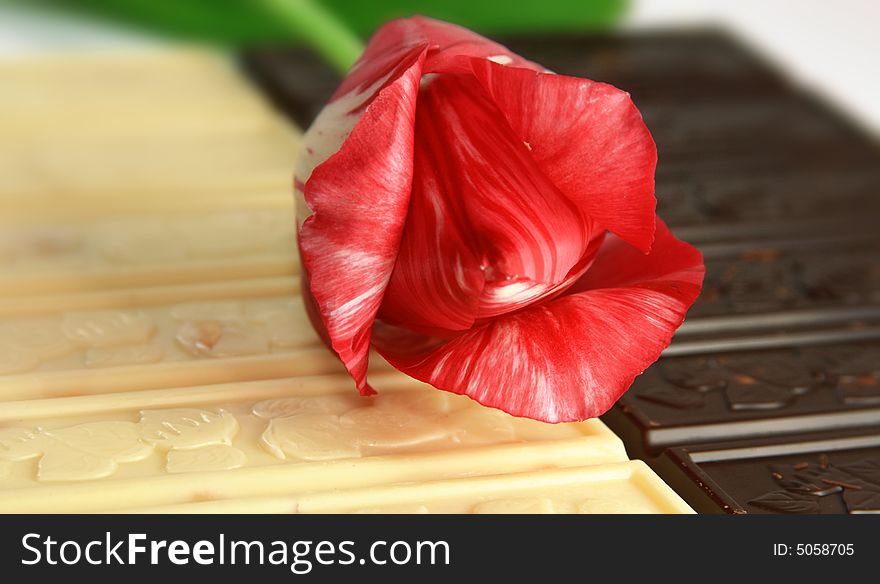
[15,0,627,73]
[326,0,627,36]
[20,0,626,43]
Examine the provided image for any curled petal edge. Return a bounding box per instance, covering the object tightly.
[298,50,427,395]
[373,220,705,422]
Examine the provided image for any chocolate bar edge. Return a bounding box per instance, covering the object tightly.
[652,432,880,514]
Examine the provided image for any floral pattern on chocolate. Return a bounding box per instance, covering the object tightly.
[692,250,879,317]
[0,297,320,376]
[0,388,585,484]
[0,408,246,481]
[690,254,799,317]
[637,352,826,412]
[748,455,880,514]
[823,350,880,406]
[253,390,548,461]
[0,423,152,481]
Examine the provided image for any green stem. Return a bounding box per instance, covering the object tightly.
[255,0,365,74]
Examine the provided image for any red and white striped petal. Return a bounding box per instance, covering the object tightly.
[374,220,704,422]
[296,17,546,373]
[470,58,658,253]
[335,16,541,100]
[298,50,426,395]
[378,74,593,333]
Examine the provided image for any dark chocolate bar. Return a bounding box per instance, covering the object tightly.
[501,32,789,102]
[603,342,880,459]
[657,168,880,239]
[242,47,339,128]
[654,433,880,514]
[689,246,880,318]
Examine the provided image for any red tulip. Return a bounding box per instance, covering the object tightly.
[295,16,705,423]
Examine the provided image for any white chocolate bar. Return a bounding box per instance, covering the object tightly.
[0,48,667,515]
[0,207,298,297]
[0,49,300,214]
[0,49,256,83]
[0,283,383,400]
[0,49,284,143]
[0,377,628,513]
[0,131,299,203]
[117,462,693,514]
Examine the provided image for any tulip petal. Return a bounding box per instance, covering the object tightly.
[413,17,543,75]
[374,220,704,422]
[299,51,426,395]
[296,18,545,393]
[295,18,537,222]
[294,43,427,222]
[374,103,487,334]
[332,21,429,105]
[378,74,593,333]
[335,16,542,102]
[470,59,658,253]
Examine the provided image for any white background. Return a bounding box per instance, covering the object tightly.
[627,0,880,135]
